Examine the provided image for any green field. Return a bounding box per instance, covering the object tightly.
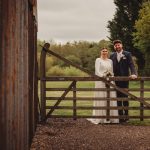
[39,80,150,125]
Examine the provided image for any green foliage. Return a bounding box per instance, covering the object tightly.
[63,66,87,76]
[133,1,150,51]
[107,0,145,70]
[47,66,64,76]
[46,66,88,76]
[133,1,150,75]
[59,55,82,67]
[37,39,111,76]
[46,57,54,72]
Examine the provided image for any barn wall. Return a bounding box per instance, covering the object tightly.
[0,0,38,149]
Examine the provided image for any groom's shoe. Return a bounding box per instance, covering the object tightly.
[119,119,125,123]
[124,118,129,123]
[124,114,129,123]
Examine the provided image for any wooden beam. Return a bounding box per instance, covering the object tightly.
[40,45,150,108]
[45,81,76,119]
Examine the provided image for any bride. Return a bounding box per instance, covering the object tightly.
[88,48,119,124]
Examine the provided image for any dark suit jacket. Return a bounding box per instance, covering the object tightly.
[110,50,137,88]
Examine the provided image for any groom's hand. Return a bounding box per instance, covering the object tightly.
[130,74,137,79]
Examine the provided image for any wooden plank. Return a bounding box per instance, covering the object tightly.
[46,106,149,110]
[106,82,110,121]
[46,87,150,91]
[45,81,76,119]
[28,0,36,5]
[0,0,35,149]
[40,45,150,122]
[40,46,150,108]
[28,5,38,144]
[42,76,150,81]
[73,81,77,120]
[47,115,150,119]
[140,80,144,121]
[46,97,150,101]
[40,44,48,121]
[46,88,114,91]
[46,87,150,92]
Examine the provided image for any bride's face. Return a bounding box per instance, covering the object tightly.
[101,49,108,58]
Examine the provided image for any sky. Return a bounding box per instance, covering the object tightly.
[37,0,116,44]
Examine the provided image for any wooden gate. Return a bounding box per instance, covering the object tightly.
[40,43,150,122]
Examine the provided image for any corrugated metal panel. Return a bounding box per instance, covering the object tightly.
[0,0,38,149]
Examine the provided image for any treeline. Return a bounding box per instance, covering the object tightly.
[38,0,150,76]
[107,0,150,75]
[37,40,111,76]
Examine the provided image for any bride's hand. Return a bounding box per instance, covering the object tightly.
[103,71,112,77]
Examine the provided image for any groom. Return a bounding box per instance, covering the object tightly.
[110,40,137,123]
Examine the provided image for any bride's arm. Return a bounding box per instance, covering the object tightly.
[95,58,103,77]
[110,60,114,76]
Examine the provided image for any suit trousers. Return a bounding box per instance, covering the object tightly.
[116,81,129,117]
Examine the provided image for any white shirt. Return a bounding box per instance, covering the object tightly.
[117,50,123,62]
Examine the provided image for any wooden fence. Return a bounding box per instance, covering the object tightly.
[40,44,150,122]
[40,76,150,121]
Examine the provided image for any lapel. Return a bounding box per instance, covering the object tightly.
[113,52,118,66]
[120,51,126,62]
[114,52,118,62]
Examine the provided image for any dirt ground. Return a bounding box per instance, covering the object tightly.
[30,118,150,150]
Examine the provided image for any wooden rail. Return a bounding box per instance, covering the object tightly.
[40,44,150,121]
[40,76,150,121]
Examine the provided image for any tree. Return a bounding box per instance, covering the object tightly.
[107,0,145,70]
[133,1,150,75]
[59,55,82,67]
[37,39,111,74]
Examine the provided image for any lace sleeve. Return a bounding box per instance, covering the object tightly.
[110,60,114,76]
[95,58,103,77]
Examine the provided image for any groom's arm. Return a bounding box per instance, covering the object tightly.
[127,52,137,76]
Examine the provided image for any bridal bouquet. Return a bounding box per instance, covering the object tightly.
[103,70,113,88]
[103,70,113,77]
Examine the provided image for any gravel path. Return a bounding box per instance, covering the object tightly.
[31,119,150,150]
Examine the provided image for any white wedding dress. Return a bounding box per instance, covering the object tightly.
[88,58,119,124]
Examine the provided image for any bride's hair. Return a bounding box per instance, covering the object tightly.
[100,47,108,51]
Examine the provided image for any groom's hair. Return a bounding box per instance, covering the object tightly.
[113,40,122,45]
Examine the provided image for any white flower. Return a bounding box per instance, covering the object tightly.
[103,70,113,77]
[121,54,126,59]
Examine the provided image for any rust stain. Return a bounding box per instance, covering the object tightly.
[0,0,38,149]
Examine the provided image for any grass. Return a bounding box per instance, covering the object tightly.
[39,80,150,125]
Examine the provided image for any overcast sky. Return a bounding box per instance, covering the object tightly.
[37,0,116,44]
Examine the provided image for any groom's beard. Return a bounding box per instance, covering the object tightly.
[115,47,122,53]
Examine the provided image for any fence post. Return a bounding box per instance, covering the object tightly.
[40,43,50,121]
[140,80,144,121]
[73,81,77,120]
[106,78,110,121]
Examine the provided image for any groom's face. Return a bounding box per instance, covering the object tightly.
[114,43,123,53]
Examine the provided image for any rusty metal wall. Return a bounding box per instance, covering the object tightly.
[0,0,38,149]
